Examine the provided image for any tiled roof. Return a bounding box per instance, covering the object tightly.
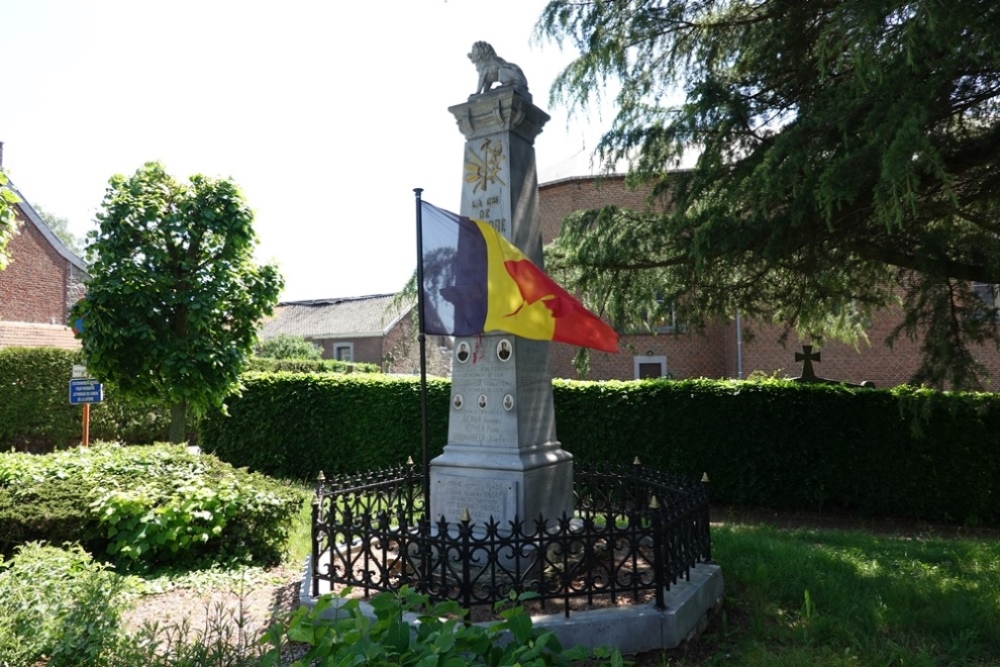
[260,294,413,339]
[0,322,81,350]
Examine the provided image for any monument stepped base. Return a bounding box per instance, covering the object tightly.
[300,555,723,655]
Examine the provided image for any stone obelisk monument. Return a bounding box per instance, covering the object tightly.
[429,43,572,529]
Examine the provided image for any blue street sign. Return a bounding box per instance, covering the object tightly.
[69,378,103,405]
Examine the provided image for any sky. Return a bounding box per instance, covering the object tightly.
[1,0,608,302]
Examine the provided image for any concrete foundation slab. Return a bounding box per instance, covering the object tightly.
[300,556,723,656]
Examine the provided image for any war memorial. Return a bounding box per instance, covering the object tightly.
[301,42,723,654]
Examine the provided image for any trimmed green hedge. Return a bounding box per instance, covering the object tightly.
[201,375,1000,524]
[0,348,375,451]
[200,372,451,480]
[0,348,176,450]
[553,379,1000,523]
[246,357,381,374]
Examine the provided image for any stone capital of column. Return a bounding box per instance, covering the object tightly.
[449,89,550,143]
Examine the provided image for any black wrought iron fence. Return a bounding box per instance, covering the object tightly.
[311,461,711,617]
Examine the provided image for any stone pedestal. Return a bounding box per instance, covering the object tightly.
[429,89,572,529]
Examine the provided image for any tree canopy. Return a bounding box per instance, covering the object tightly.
[537,0,1000,388]
[33,204,82,255]
[73,162,283,441]
[0,170,20,271]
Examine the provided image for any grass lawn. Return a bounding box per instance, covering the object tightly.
[655,510,1000,666]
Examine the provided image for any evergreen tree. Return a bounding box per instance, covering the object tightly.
[537,0,1000,388]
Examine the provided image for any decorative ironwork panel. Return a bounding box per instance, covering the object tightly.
[311,462,711,616]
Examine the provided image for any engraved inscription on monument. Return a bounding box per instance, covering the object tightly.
[434,474,517,525]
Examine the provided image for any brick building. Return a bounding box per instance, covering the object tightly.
[259,294,452,376]
[0,174,88,350]
[537,165,1000,388]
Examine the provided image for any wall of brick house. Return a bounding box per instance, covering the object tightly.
[0,209,71,324]
[538,173,1000,388]
[380,313,451,376]
[315,336,384,365]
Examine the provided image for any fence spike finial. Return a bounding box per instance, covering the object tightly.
[317,471,326,482]
[406,456,414,466]
[701,472,710,483]
[649,495,660,510]
[460,507,471,523]
[633,456,641,466]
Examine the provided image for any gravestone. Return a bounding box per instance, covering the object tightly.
[429,43,573,529]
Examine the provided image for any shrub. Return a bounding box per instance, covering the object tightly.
[0,444,301,568]
[0,542,131,667]
[255,333,323,360]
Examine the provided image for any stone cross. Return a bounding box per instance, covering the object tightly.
[794,345,821,381]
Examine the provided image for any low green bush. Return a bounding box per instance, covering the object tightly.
[260,587,622,667]
[0,542,131,667]
[0,444,300,568]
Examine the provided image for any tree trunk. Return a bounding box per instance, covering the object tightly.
[169,401,187,444]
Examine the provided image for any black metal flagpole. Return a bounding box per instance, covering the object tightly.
[413,188,431,514]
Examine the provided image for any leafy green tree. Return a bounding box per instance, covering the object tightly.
[537,0,1000,389]
[73,162,283,442]
[0,170,20,271]
[33,204,82,255]
[256,333,323,360]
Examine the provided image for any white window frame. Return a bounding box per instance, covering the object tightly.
[333,342,354,362]
[634,355,667,379]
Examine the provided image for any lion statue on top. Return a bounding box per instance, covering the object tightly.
[468,41,531,100]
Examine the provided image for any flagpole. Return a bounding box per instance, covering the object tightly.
[413,188,431,515]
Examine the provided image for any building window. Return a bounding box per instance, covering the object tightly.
[634,355,667,379]
[972,282,999,318]
[334,343,354,362]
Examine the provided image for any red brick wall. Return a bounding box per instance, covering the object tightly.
[539,175,1000,387]
[0,209,71,324]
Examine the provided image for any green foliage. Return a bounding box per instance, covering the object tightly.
[0,542,131,666]
[0,347,180,450]
[0,347,84,449]
[204,372,1000,523]
[0,168,19,270]
[260,587,622,667]
[33,202,83,254]
[552,378,1000,523]
[200,372,450,479]
[246,355,380,374]
[537,0,1000,389]
[255,333,323,360]
[0,444,299,568]
[74,161,283,442]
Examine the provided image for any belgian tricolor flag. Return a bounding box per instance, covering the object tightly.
[419,201,618,353]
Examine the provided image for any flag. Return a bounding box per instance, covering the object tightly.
[419,201,618,353]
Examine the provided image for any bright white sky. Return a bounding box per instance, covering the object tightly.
[1,0,607,302]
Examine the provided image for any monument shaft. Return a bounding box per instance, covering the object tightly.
[429,87,573,528]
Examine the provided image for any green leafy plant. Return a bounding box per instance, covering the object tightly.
[260,586,623,667]
[0,542,131,666]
